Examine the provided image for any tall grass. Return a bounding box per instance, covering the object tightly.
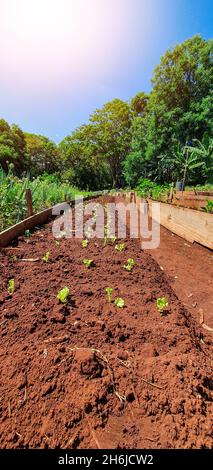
[0,167,85,231]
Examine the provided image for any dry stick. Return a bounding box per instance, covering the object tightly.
[199,309,213,333]
[84,413,101,449]
[0,319,8,327]
[8,400,11,418]
[140,377,164,390]
[19,258,40,262]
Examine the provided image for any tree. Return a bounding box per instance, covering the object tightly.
[0,119,28,173]
[89,99,132,187]
[25,133,60,176]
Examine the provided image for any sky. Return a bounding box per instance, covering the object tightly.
[0,0,212,142]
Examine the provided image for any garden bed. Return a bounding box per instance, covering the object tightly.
[0,196,212,449]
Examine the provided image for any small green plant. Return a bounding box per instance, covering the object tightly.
[11,255,17,262]
[42,251,50,263]
[115,243,125,252]
[114,297,125,308]
[25,229,31,238]
[8,279,15,295]
[106,287,113,303]
[203,200,213,213]
[55,240,60,246]
[123,258,135,271]
[156,297,168,315]
[82,239,88,248]
[110,235,116,244]
[83,258,93,268]
[57,286,70,304]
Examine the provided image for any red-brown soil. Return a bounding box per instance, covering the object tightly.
[0,197,212,449]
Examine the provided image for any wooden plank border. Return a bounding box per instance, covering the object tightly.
[0,194,102,248]
[147,199,213,250]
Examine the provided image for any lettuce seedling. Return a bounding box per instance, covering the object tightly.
[110,235,116,244]
[55,240,60,246]
[42,251,50,263]
[114,297,125,308]
[115,243,125,252]
[8,279,15,295]
[106,287,113,303]
[123,258,135,271]
[82,239,88,248]
[57,287,70,304]
[83,259,93,268]
[25,229,31,238]
[156,297,168,315]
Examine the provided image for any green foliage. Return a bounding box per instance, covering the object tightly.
[136,178,169,200]
[114,297,125,308]
[106,287,113,303]
[57,287,70,304]
[82,239,89,248]
[156,297,168,315]
[115,243,125,252]
[7,279,15,295]
[123,258,135,272]
[0,167,83,231]
[42,251,50,263]
[203,200,213,213]
[83,258,94,268]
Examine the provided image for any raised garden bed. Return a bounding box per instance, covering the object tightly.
[0,196,212,449]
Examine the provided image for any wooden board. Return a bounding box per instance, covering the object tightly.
[0,194,100,248]
[148,200,213,250]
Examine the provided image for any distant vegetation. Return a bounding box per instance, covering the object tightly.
[0,167,85,231]
[0,35,212,200]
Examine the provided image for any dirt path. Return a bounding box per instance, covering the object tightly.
[0,196,212,449]
[147,224,213,331]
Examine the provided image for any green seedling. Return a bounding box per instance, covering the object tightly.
[203,200,213,213]
[55,240,61,246]
[25,229,31,238]
[57,286,70,304]
[114,297,125,308]
[85,227,93,239]
[110,235,116,244]
[123,258,135,272]
[82,239,88,248]
[8,279,15,295]
[115,243,125,252]
[42,251,50,263]
[106,287,113,303]
[156,297,168,315]
[83,258,93,268]
[11,255,17,262]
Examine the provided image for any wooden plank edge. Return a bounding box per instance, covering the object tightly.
[0,193,103,248]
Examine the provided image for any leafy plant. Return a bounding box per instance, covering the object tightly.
[115,243,125,252]
[25,229,31,238]
[7,279,15,295]
[82,239,89,248]
[106,287,113,303]
[11,255,17,262]
[110,235,116,243]
[203,200,213,213]
[83,258,94,268]
[57,286,70,304]
[123,258,135,271]
[42,251,50,263]
[114,297,125,308]
[55,240,61,246]
[156,297,168,315]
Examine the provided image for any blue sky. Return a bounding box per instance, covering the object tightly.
[0,0,212,142]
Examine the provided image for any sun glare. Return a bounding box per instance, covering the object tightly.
[1,0,130,91]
